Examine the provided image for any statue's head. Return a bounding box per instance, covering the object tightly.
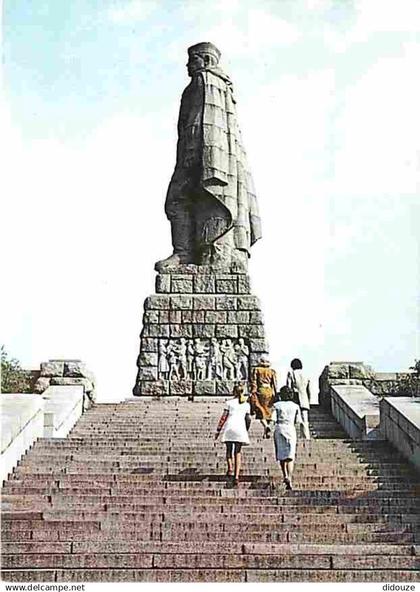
[187,42,221,76]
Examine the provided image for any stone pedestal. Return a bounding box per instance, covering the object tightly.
[133,265,269,397]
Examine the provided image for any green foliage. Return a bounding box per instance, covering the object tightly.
[395,359,420,397]
[1,346,32,393]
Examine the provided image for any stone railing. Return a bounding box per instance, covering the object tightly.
[319,361,416,409]
[1,360,95,482]
[380,397,420,472]
[330,384,382,440]
[1,394,45,483]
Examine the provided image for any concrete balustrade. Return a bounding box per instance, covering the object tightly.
[43,386,85,438]
[1,395,46,483]
[330,384,382,440]
[380,397,420,472]
[1,385,86,482]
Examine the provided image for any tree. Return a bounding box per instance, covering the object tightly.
[395,359,420,397]
[1,346,32,393]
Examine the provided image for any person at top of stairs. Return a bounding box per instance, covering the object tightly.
[215,383,252,488]
[286,357,311,440]
[250,355,278,439]
[273,385,304,491]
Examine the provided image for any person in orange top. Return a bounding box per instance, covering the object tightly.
[250,355,278,438]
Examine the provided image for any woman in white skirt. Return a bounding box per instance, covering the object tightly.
[273,385,303,490]
[215,383,251,488]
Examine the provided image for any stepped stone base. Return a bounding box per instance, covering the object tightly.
[133,265,269,396]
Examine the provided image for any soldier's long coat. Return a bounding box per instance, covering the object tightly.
[165,67,262,254]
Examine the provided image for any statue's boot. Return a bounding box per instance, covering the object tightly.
[155,213,194,272]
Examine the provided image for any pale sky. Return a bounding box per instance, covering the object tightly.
[2,0,419,402]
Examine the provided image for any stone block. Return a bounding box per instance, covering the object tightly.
[170,324,193,338]
[249,311,263,323]
[137,380,169,396]
[143,310,159,324]
[217,380,236,394]
[250,352,267,367]
[238,275,251,294]
[137,366,161,383]
[194,381,216,395]
[205,311,227,324]
[50,377,94,393]
[237,296,259,310]
[140,338,159,353]
[170,380,193,395]
[170,295,193,310]
[193,325,216,338]
[349,363,374,379]
[137,352,158,367]
[171,276,193,293]
[159,310,170,323]
[145,295,170,310]
[216,325,238,339]
[33,377,51,394]
[63,361,93,381]
[145,325,170,338]
[169,310,182,323]
[155,274,171,293]
[327,363,350,379]
[191,310,206,323]
[215,296,237,310]
[227,311,250,324]
[40,361,64,377]
[193,296,215,310]
[194,275,215,293]
[216,278,237,294]
[239,325,265,338]
[248,338,269,352]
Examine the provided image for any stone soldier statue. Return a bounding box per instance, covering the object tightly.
[155,42,262,272]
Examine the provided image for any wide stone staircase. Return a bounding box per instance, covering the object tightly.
[1,398,419,582]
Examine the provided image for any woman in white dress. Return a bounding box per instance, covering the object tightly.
[215,383,251,488]
[273,385,303,490]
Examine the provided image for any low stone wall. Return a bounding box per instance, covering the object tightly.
[43,385,85,438]
[319,362,416,409]
[1,394,45,482]
[34,359,95,403]
[1,385,87,482]
[330,384,382,440]
[380,397,420,472]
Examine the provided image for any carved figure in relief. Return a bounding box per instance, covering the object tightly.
[207,337,223,380]
[167,341,180,381]
[235,338,250,380]
[177,337,188,379]
[155,42,262,272]
[186,340,195,376]
[221,338,236,380]
[158,340,170,380]
[193,338,208,380]
[157,337,251,381]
